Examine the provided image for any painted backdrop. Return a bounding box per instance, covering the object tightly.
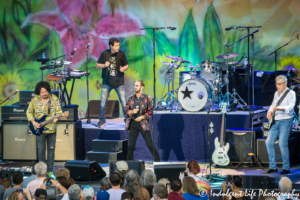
[1,0,300,115]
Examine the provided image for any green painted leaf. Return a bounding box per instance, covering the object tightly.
[203,3,224,61]
[49,29,64,59]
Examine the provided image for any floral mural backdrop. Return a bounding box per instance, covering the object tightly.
[1,0,300,116]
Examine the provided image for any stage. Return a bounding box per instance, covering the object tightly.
[82,109,268,162]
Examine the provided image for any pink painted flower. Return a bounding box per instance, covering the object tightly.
[22,0,145,67]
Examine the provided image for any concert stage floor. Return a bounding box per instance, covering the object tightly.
[81,109,268,162]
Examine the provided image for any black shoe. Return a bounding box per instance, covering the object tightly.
[97,121,105,127]
[279,169,290,175]
[261,169,278,174]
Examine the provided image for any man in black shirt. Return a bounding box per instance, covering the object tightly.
[96,38,128,127]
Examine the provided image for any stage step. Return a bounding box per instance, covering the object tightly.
[92,139,128,152]
[86,151,126,163]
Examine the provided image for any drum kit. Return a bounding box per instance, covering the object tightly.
[157,53,248,112]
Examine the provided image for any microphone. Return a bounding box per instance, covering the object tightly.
[225,27,232,31]
[86,43,90,47]
[209,122,214,134]
[251,29,259,34]
[70,48,77,56]
[223,43,231,48]
[170,27,176,30]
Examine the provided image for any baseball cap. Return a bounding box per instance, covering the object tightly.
[116,161,128,171]
[97,190,109,200]
[83,185,94,199]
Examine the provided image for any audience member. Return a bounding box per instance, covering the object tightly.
[115,161,129,188]
[0,185,5,200]
[100,178,112,191]
[140,170,157,198]
[222,176,246,200]
[96,191,110,200]
[22,163,38,188]
[49,179,68,200]
[277,177,297,200]
[153,183,168,200]
[65,184,83,200]
[55,169,70,179]
[35,189,47,200]
[56,177,74,190]
[1,178,11,190]
[167,178,184,200]
[121,192,134,200]
[124,170,150,200]
[7,189,31,200]
[27,161,47,197]
[182,177,207,200]
[3,172,24,200]
[45,187,56,200]
[179,160,210,195]
[107,172,125,200]
[157,179,170,186]
[83,186,94,200]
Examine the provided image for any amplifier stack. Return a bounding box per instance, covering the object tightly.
[1,90,83,161]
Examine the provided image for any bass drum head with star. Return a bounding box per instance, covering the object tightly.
[177,79,213,112]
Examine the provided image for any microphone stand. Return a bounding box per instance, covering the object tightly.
[268,33,298,72]
[225,27,261,107]
[140,27,176,109]
[206,101,214,181]
[151,98,156,162]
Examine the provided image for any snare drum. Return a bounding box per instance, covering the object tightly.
[177,78,214,112]
[179,71,200,84]
[200,61,218,80]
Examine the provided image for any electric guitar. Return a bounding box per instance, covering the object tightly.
[29,111,69,136]
[262,111,275,131]
[212,103,230,166]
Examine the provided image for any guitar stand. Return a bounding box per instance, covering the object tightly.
[234,153,262,169]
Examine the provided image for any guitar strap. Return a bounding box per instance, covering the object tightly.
[275,89,290,107]
[47,94,52,116]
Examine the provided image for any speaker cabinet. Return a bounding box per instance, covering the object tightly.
[225,128,262,164]
[65,160,106,181]
[2,121,37,160]
[257,137,296,165]
[109,160,145,175]
[227,175,275,189]
[154,162,186,181]
[86,100,119,119]
[54,121,83,161]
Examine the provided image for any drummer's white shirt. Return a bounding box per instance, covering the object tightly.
[268,87,296,120]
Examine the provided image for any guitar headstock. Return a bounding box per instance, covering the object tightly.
[221,102,227,114]
[62,111,69,117]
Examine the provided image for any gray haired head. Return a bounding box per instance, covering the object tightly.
[34,161,47,176]
[278,177,292,193]
[124,170,142,199]
[68,184,82,200]
[275,75,287,83]
[153,183,168,199]
[140,169,156,187]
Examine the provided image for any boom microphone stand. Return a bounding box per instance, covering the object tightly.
[140,27,176,109]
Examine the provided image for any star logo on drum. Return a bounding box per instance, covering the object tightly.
[181,86,193,99]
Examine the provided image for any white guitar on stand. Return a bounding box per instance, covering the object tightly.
[212,103,230,166]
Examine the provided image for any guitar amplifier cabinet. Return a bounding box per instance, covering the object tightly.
[257,137,296,165]
[86,100,119,119]
[59,105,78,122]
[225,128,263,164]
[19,90,59,105]
[2,121,37,160]
[1,105,28,121]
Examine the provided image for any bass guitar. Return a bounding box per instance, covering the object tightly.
[29,111,69,136]
[212,102,230,166]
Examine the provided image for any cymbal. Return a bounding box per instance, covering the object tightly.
[216,53,239,59]
[162,62,179,68]
[166,56,191,63]
[292,77,300,82]
[282,66,299,71]
[185,65,200,69]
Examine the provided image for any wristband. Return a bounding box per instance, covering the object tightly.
[56,183,60,189]
[33,122,36,126]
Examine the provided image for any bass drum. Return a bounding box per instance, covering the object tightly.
[177,78,214,112]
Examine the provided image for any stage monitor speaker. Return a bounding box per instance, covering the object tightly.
[257,137,296,165]
[54,121,83,161]
[2,121,37,160]
[227,175,275,189]
[154,162,186,181]
[86,100,119,119]
[65,160,106,181]
[225,128,262,164]
[109,160,145,175]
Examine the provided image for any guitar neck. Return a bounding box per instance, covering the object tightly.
[220,113,225,147]
[40,114,62,126]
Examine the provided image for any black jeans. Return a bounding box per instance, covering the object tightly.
[127,121,160,161]
[36,132,56,172]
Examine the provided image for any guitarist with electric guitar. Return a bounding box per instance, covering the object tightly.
[26,81,67,178]
[262,75,295,175]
